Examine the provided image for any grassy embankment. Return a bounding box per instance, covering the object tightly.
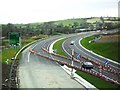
[53,38,118,89]
[1,35,48,64]
[1,38,35,64]
[81,36,120,63]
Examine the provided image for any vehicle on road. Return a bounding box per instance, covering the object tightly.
[82,62,93,69]
[70,41,74,45]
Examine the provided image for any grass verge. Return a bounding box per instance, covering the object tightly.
[1,38,37,64]
[76,71,118,89]
[53,38,68,56]
[53,37,119,89]
[80,36,120,62]
[1,48,20,64]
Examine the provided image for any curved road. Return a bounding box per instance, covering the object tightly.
[18,30,120,88]
[18,35,86,88]
[63,31,120,69]
[62,30,120,83]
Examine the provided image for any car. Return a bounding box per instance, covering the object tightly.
[103,32,107,34]
[70,41,74,45]
[82,62,93,69]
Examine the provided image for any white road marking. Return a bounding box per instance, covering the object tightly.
[49,37,65,53]
[62,34,120,70]
[27,42,41,62]
[28,52,30,62]
[78,37,120,69]
[79,38,120,65]
[74,38,103,63]
[62,39,72,57]
[49,37,97,89]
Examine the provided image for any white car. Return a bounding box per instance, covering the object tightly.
[82,62,93,69]
[70,41,74,45]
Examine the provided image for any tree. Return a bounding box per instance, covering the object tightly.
[80,22,89,29]
[2,23,17,37]
[100,16,104,23]
[96,22,103,30]
[89,24,94,30]
[73,22,79,29]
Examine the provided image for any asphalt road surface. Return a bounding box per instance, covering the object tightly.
[62,30,120,83]
[18,36,86,88]
[18,30,120,88]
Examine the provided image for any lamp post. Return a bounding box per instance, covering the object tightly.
[71,49,74,78]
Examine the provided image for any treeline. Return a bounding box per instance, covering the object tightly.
[2,17,119,38]
[2,22,75,38]
[2,23,74,37]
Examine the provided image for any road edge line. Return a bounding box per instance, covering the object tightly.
[79,37,120,65]
[49,37,97,89]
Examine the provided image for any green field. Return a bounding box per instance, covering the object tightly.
[87,18,101,23]
[81,36,120,63]
[54,18,86,26]
[1,38,36,64]
[53,37,119,89]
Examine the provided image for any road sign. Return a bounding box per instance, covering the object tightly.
[104,60,109,65]
[77,54,81,58]
[9,32,21,47]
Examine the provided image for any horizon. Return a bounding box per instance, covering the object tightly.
[0,0,119,24]
[1,16,118,25]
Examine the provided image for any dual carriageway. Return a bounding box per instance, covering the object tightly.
[18,30,120,88]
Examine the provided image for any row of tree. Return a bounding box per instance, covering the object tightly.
[2,22,74,38]
[2,17,119,38]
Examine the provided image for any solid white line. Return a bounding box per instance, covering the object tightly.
[49,37,65,53]
[62,37,101,64]
[28,52,30,62]
[74,38,104,63]
[79,38,120,65]
[62,40,72,57]
[61,65,97,89]
[50,38,97,89]
[15,40,38,60]
[27,42,42,62]
[78,37,120,69]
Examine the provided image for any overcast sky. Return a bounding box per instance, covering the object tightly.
[0,0,119,24]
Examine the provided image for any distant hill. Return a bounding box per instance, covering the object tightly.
[52,18,86,26]
[30,17,119,26]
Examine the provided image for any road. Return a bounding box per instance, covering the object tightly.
[18,35,86,88]
[18,30,120,88]
[62,30,120,83]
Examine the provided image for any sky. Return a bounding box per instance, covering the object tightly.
[0,0,119,24]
